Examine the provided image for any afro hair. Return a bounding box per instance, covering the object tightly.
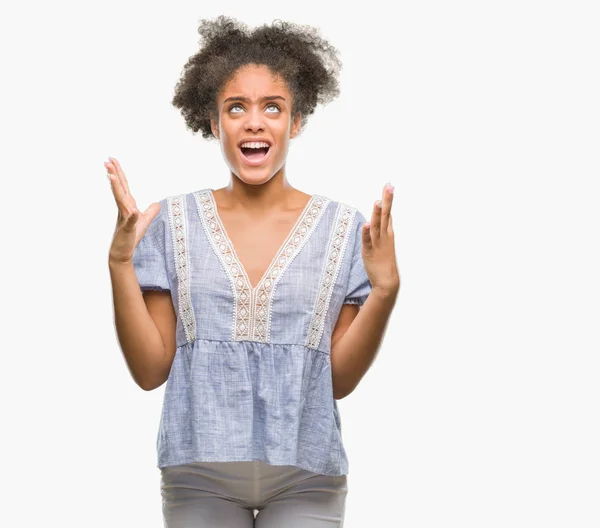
[171,16,342,139]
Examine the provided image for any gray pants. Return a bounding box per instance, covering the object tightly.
[161,459,348,527]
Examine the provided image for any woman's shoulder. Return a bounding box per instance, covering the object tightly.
[151,188,212,220]
[314,193,369,225]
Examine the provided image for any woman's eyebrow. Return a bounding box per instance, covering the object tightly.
[223,95,286,104]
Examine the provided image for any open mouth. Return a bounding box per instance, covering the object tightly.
[239,142,271,166]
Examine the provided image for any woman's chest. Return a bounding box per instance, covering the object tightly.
[215,210,305,290]
[166,190,354,347]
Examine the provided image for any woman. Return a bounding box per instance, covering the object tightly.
[107,16,400,528]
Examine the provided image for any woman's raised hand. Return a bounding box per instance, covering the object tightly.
[361,182,401,298]
[105,156,161,265]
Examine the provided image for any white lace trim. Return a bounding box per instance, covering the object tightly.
[167,195,196,343]
[194,190,252,340]
[194,190,327,342]
[252,196,327,342]
[305,204,356,350]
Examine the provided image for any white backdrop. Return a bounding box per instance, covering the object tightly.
[2,1,599,526]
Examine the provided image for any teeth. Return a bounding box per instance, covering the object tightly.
[240,141,270,149]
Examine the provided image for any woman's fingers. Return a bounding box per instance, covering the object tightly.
[370,198,382,242]
[105,161,125,210]
[380,183,394,233]
[369,183,395,244]
[362,221,373,251]
[122,206,140,233]
[105,159,136,219]
[110,157,131,196]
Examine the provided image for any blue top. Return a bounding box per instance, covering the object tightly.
[133,188,372,476]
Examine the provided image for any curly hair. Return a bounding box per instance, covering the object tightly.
[171,16,342,139]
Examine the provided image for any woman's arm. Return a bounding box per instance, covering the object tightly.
[330,287,398,399]
[106,157,177,391]
[331,183,400,399]
[109,259,177,391]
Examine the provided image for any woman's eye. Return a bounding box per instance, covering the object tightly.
[228,103,280,113]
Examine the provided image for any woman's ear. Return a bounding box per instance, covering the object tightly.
[290,113,301,139]
[210,114,220,140]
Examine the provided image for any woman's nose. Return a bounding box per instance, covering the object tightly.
[244,108,265,132]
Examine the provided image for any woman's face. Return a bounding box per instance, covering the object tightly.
[211,64,301,186]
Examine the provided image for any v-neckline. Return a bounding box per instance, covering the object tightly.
[207,189,317,291]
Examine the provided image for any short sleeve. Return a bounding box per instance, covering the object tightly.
[343,210,373,306]
[133,199,171,292]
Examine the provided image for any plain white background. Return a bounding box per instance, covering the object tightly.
[2,1,598,526]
